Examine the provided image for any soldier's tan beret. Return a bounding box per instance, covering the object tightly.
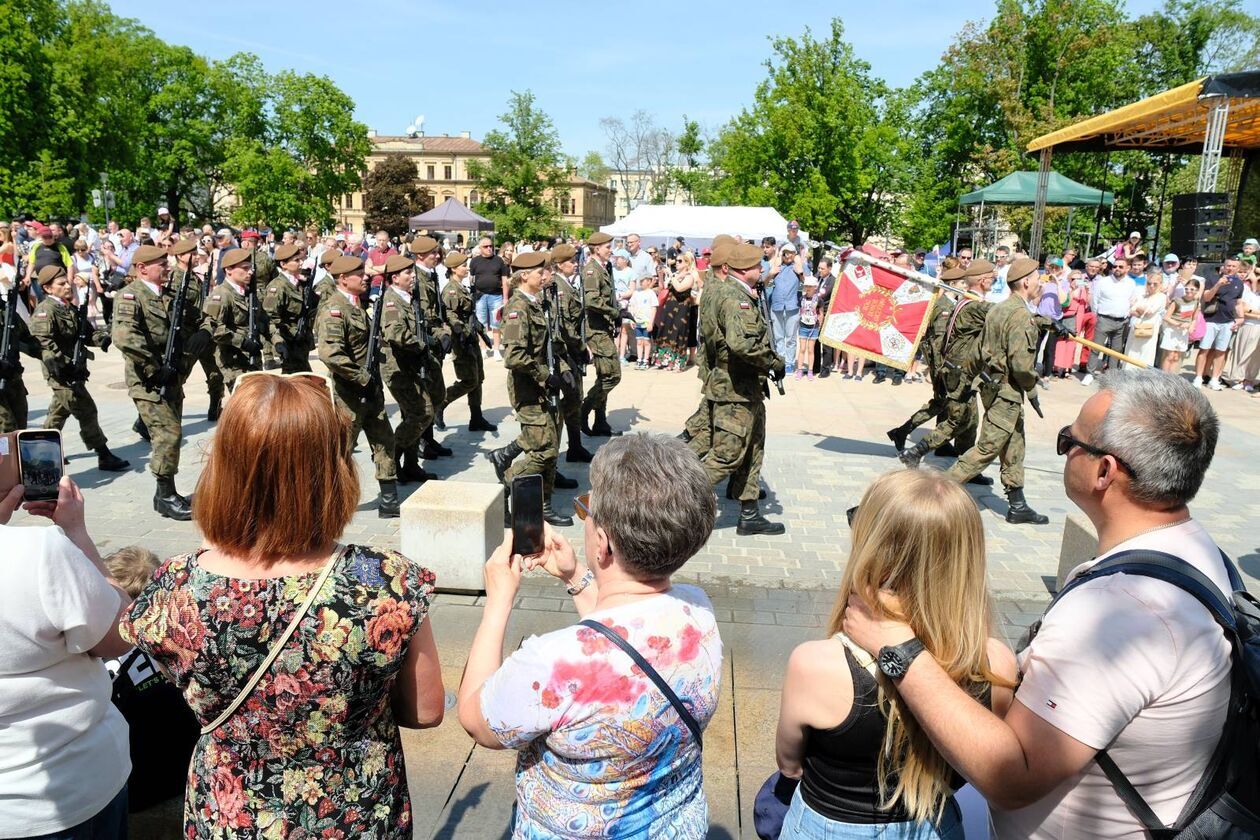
[512,251,547,270]
[964,259,995,277]
[550,243,576,263]
[220,248,251,270]
[328,255,365,277]
[319,249,339,267]
[587,232,613,246]
[940,266,967,282]
[36,264,66,285]
[727,243,763,271]
[1006,257,1040,286]
[133,244,168,265]
[711,234,737,249]
[410,235,439,256]
[383,254,413,274]
[444,252,468,269]
[168,239,197,257]
[274,243,301,263]
[710,240,734,268]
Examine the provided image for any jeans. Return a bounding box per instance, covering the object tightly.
[23,785,127,840]
[1088,314,1128,374]
[771,308,800,366]
[781,787,963,840]
[476,292,503,331]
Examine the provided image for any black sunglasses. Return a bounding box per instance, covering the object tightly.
[1056,426,1138,479]
[846,505,858,527]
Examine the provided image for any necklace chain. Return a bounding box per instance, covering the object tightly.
[1125,517,1192,542]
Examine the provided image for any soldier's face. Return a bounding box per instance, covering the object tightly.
[595,243,611,261]
[521,268,544,294]
[282,257,303,274]
[391,271,413,294]
[227,266,251,286]
[341,271,367,295]
[559,259,576,275]
[47,276,72,302]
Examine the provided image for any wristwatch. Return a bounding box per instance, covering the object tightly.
[565,569,594,596]
[877,638,926,680]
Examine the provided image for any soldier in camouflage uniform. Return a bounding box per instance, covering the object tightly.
[262,242,315,373]
[549,244,593,463]
[579,231,623,437]
[30,265,129,471]
[697,243,786,536]
[112,244,212,519]
[490,251,573,526]
[683,234,737,456]
[408,236,453,456]
[169,239,224,421]
[315,248,340,299]
[241,230,278,368]
[204,248,263,392]
[440,252,497,433]
[379,253,438,486]
[315,255,399,517]
[0,275,41,433]
[945,257,1049,524]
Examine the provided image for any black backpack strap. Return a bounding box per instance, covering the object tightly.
[579,619,703,750]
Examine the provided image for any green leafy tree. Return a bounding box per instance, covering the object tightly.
[670,117,707,206]
[579,151,610,184]
[363,154,431,237]
[467,90,568,241]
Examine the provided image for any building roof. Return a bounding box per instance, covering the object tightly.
[371,134,485,154]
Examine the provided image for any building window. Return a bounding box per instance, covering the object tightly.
[427,165,435,180]
[469,190,480,204]
[444,165,453,180]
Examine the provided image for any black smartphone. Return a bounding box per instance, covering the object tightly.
[17,430,62,501]
[511,474,545,557]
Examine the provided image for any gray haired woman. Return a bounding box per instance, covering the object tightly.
[458,434,722,838]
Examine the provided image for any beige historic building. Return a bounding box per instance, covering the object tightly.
[336,132,616,235]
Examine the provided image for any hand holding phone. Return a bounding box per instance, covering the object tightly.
[18,430,63,501]
[510,474,545,558]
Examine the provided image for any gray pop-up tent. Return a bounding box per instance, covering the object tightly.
[408,197,495,231]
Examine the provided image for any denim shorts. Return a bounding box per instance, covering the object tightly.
[634,326,650,340]
[476,292,503,331]
[800,326,821,340]
[1200,320,1234,352]
[780,787,963,840]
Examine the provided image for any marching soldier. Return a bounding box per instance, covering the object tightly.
[315,248,340,299]
[683,234,737,454]
[315,255,400,517]
[241,229,278,368]
[408,236,453,456]
[579,231,623,437]
[379,253,437,485]
[697,242,785,536]
[204,248,263,392]
[169,239,224,421]
[0,274,40,432]
[549,244,593,462]
[30,265,129,471]
[112,244,211,519]
[263,242,315,373]
[440,251,497,433]
[490,251,572,526]
[945,257,1049,524]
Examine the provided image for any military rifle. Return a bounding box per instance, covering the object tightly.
[410,268,431,381]
[541,294,561,412]
[756,277,786,396]
[68,298,93,385]
[362,289,386,403]
[294,265,317,349]
[158,268,193,399]
[245,262,262,370]
[0,284,17,391]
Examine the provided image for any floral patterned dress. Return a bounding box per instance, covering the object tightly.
[120,544,436,840]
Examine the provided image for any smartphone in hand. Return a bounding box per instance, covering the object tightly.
[18,430,63,501]
[511,474,545,558]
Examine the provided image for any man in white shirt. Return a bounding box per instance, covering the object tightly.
[1081,258,1137,384]
[987,245,1012,302]
[625,233,656,282]
[844,369,1232,839]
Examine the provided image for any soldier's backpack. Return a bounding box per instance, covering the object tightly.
[1029,549,1260,838]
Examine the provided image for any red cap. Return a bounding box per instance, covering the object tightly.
[240,229,260,241]
[701,247,712,255]
[30,221,50,235]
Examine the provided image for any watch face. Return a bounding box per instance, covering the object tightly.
[879,648,907,679]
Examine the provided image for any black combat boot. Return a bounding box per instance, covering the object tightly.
[554,471,579,490]
[468,408,497,433]
[397,449,430,485]
[207,393,222,422]
[934,442,959,457]
[565,418,594,462]
[434,409,446,432]
[726,481,766,500]
[377,480,400,518]
[1005,487,1048,525]
[133,416,150,442]
[967,474,994,486]
[153,475,192,521]
[886,422,913,452]
[95,447,130,472]
[899,440,930,468]
[421,427,453,459]
[736,500,785,536]
[542,499,574,527]
[488,442,523,484]
[589,408,622,437]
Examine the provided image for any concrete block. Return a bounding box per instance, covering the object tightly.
[401,481,503,593]
[1056,512,1097,591]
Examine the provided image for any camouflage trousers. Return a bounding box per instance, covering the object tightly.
[904,373,948,429]
[699,400,766,503]
[444,346,484,411]
[917,369,979,453]
[423,355,446,422]
[386,372,432,453]
[684,395,713,459]
[0,379,28,433]
[946,386,1024,489]
[333,379,396,481]
[194,349,224,399]
[133,395,183,477]
[506,404,559,498]
[45,383,107,450]
[581,332,621,416]
[560,370,582,437]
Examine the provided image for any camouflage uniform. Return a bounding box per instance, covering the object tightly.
[685,267,729,457]
[315,292,396,481]
[172,267,223,406]
[247,247,279,368]
[501,289,560,497]
[915,297,993,454]
[579,258,621,425]
[379,284,433,459]
[901,293,953,430]
[0,292,36,432]
[441,276,485,414]
[203,280,262,390]
[551,272,586,449]
[30,297,108,449]
[414,267,449,424]
[262,271,315,373]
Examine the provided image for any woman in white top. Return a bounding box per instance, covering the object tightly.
[71,240,94,306]
[1225,280,1260,391]
[1160,279,1202,374]
[1124,272,1167,368]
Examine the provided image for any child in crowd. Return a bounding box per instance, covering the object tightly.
[104,546,200,814]
[1160,278,1201,373]
[796,276,821,380]
[630,276,659,370]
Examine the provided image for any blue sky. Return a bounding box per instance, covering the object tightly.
[113,0,1165,158]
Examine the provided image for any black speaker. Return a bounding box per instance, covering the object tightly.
[1172,192,1232,261]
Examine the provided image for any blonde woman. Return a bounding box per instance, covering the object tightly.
[774,469,1016,839]
[653,250,698,370]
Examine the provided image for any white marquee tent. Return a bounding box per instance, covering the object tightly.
[599,205,804,244]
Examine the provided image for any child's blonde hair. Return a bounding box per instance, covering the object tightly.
[105,545,161,598]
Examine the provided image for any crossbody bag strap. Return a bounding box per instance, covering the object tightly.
[579,618,703,750]
[200,547,343,736]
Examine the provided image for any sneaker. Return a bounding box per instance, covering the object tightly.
[1209,379,1223,391]
[1079,373,1094,386]
[794,369,804,380]
[1246,384,1255,393]
[785,365,795,375]
[1231,382,1244,391]
[493,349,502,361]
[807,370,815,380]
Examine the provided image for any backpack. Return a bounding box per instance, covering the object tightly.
[1029,549,1260,839]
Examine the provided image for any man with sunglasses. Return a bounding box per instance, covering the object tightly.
[945,257,1049,524]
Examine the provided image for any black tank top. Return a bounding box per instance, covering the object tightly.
[798,645,988,824]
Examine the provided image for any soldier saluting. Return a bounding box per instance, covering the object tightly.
[315,254,400,518]
[580,231,622,437]
[30,264,129,472]
[263,242,315,373]
[440,251,497,433]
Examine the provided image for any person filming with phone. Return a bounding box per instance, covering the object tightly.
[458,434,723,837]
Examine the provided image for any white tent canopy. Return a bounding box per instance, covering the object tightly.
[599,205,804,243]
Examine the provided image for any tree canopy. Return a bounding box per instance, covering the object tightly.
[363,154,432,237]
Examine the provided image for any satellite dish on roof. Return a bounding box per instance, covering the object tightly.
[406,115,426,138]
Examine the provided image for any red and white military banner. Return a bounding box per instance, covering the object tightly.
[820,246,937,371]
